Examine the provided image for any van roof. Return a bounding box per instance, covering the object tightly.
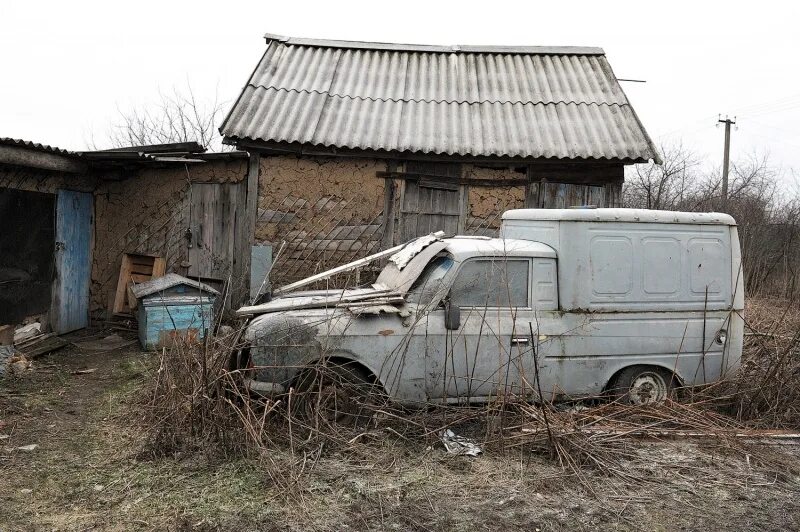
[444,237,557,258]
[502,208,737,226]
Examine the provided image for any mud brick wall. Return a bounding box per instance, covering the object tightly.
[0,165,96,194]
[463,165,527,236]
[92,159,247,315]
[256,155,387,287]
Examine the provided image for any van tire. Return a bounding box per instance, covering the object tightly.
[295,361,376,426]
[611,366,673,405]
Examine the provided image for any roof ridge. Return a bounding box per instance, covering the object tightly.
[263,33,605,55]
[245,84,629,107]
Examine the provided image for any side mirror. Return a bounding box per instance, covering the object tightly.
[444,298,461,330]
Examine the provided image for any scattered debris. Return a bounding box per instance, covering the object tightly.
[16,444,38,452]
[440,429,483,457]
[16,335,68,359]
[8,354,31,375]
[72,334,136,353]
[13,322,41,344]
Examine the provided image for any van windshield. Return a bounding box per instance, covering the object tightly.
[405,255,454,304]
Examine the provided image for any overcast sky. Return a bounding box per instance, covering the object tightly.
[2,0,799,179]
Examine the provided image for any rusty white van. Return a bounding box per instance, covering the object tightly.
[236,209,743,420]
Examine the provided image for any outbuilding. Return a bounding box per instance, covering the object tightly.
[221,33,659,287]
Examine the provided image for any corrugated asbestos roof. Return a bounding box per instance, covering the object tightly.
[0,137,77,156]
[221,35,658,162]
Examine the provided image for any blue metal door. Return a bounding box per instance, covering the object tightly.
[52,190,93,333]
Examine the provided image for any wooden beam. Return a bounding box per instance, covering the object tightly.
[381,162,397,250]
[233,138,646,165]
[0,145,88,174]
[236,152,260,305]
[377,170,528,188]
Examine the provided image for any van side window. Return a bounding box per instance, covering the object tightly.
[450,259,529,308]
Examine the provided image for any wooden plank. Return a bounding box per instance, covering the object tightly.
[112,255,134,314]
[377,171,528,187]
[17,335,69,358]
[381,172,396,250]
[152,257,166,277]
[235,152,260,305]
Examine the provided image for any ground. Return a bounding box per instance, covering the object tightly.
[1,332,799,531]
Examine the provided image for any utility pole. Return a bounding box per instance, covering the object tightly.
[718,115,736,202]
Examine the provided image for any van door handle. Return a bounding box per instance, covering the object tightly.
[510,337,530,345]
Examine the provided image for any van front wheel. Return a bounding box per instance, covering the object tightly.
[612,366,673,405]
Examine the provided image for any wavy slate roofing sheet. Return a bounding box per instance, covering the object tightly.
[221,35,658,162]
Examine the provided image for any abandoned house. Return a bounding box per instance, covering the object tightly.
[0,138,252,336]
[220,33,660,286]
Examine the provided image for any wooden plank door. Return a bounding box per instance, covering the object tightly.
[52,190,93,334]
[186,182,246,283]
[399,162,466,241]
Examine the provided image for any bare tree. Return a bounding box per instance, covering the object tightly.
[624,141,701,210]
[95,83,228,151]
[627,143,800,297]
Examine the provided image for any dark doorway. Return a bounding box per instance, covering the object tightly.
[0,188,56,325]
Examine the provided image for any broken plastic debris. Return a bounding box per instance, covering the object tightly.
[439,429,482,457]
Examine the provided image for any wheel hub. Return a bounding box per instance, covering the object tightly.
[629,373,667,405]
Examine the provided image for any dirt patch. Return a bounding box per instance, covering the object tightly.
[1,332,799,531]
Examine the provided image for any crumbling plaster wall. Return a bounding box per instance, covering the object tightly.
[256,155,387,285]
[92,159,247,315]
[463,165,526,234]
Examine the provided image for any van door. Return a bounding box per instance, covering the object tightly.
[425,257,533,402]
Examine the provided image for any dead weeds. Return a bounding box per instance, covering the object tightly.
[3,297,800,530]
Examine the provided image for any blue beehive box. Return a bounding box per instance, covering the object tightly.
[131,273,219,350]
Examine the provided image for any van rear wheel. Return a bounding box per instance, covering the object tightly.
[612,366,673,405]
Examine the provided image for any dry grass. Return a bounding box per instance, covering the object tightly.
[723,298,800,427]
[139,300,800,505]
[3,322,800,531]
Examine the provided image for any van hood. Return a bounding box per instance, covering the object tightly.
[237,286,409,316]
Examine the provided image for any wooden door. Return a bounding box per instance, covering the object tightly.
[186,182,246,283]
[52,190,93,334]
[399,162,466,241]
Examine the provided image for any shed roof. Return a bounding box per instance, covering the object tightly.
[131,273,220,299]
[221,34,659,163]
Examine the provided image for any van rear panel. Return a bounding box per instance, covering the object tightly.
[502,219,735,312]
[501,210,744,388]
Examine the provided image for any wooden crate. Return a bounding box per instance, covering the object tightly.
[112,253,166,315]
